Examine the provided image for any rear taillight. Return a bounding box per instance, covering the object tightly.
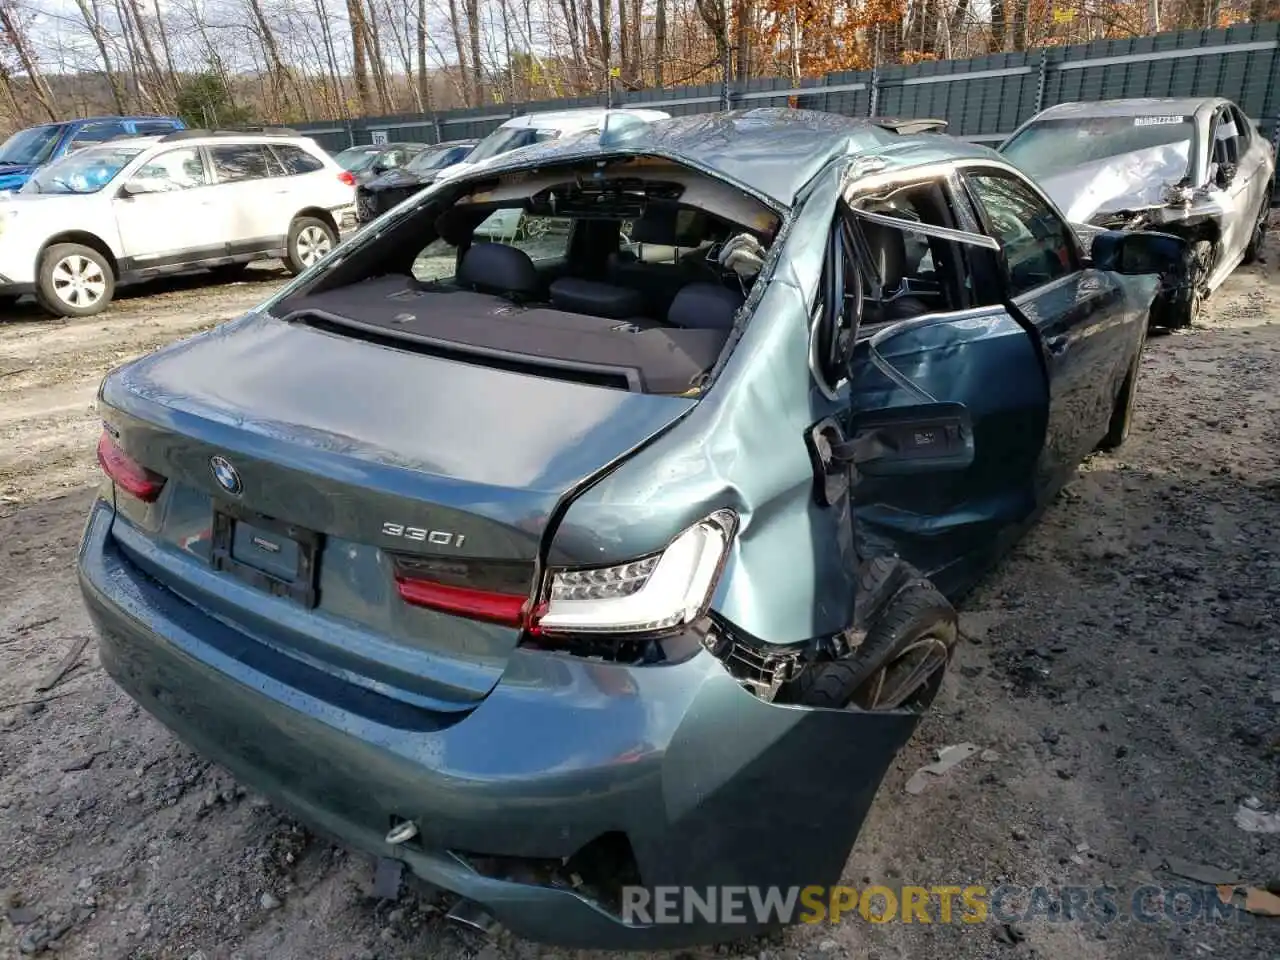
[97,429,165,502]
[338,170,356,186]
[391,555,536,628]
[395,576,530,627]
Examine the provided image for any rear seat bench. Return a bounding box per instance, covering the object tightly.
[276,242,746,394]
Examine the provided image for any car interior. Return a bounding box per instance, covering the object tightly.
[272,162,782,395]
[849,180,975,324]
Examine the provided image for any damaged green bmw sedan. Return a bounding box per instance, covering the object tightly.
[77,108,1187,948]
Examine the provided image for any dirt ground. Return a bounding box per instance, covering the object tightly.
[1,253,1278,960]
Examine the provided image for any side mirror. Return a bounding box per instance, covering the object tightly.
[119,179,161,197]
[1090,229,1188,276]
[846,402,975,477]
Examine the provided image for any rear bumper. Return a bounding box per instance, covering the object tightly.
[78,498,919,949]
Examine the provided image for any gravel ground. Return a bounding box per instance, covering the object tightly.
[1,250,1278,960]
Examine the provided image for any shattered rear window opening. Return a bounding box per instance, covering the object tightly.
[268,156,783,397]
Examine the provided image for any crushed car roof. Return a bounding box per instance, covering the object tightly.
[463,107,998,207]
[1031,97,1226,121]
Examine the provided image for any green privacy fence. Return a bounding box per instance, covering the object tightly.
[297,21,1280,161]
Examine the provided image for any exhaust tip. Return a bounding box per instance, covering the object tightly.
[446,898,500,935]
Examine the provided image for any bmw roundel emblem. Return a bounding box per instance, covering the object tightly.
[210,455,242,496]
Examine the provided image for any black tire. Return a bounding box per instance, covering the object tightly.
[284,216,337,276]
[1159,239,1213,330]
[36,243,115,318]
[1242,190,1270,266]
[785,579,958,712]
[1098,332,1145,451]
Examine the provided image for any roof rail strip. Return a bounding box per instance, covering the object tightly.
[159,126,301,143]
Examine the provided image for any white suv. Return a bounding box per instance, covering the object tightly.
[0,130,355,317]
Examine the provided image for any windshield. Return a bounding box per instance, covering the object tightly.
[0,124,64,166]
[407,145,471,173]
[1001,115,1194,181]
[334,147,381,172]
[466,127,557,164]
[22,144,146,194]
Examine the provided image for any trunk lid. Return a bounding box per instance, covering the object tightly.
[101,312,695,707]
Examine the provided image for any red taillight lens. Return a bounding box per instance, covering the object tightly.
[338,170,356,186]
[391,555,536,628]
[395,576,529,627]
[97,430,165,502]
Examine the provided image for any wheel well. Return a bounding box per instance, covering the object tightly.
[293,208,338,236]
[1164,218,1221,248]
[37,232,119,279]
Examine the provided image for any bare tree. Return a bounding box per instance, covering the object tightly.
[0,0,58,119]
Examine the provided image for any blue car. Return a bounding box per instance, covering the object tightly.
[0,115,184,192]
[77,109,1188,948]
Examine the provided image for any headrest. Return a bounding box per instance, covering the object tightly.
[457,242,540,299]
[859,220,910,292]
[549,277,644,319]
[630,203,708,246]
[667,282,743,331]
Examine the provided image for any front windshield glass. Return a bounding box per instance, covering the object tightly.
[407,145,470,173]
[334,147,380,172]
[0,124,64,166]
[1001,115,1194,181]
[466,127,556,164]
[22,144,146,194]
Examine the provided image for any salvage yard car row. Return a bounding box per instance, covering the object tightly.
[76,104,1215,949]
[1,97,1272,326]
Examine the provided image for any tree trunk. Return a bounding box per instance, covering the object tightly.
[618,0,631,87]
[654,0,666,86]
[597,0,612,93]
[364,5,393,112]
[246,0,299,118]
[465,0,483,105]
[0,1,59,119]
[559,0,585,91]
[416,0,429,113]
[345,0,373,112]
[989,0,1007,52]
[446,0,472,106]
[734,0,751,81]
[70,0,127,112]
[151,0,179,98]
[1011,0,1027,51]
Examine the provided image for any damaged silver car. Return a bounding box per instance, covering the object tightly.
[999,97,1275,328]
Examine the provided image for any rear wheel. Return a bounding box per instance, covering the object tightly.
[785,578,958,712]
[284,217,337,275]
[1242,190,1270,265]
[36,243,115,318]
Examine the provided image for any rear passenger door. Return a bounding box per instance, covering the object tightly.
[959,165,1133,486]
[208,143,290,252]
